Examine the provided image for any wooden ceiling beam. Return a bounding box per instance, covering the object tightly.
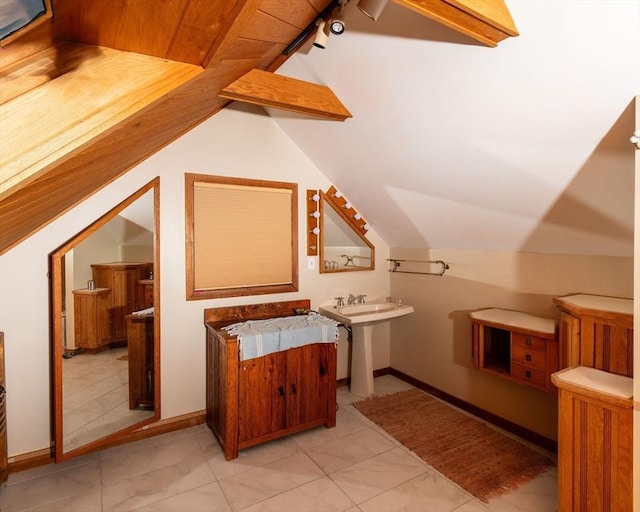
[219,68,352,121]
[393,0,518,47]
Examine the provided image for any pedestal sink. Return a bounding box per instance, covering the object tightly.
[318,301,414,397]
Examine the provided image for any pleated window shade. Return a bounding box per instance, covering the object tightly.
[193,181,294,292]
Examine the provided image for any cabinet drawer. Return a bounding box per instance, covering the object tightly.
[511,362,546,388]
[512,333,546,353]
[511,343,546,370]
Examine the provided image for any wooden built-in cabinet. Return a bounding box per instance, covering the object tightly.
[554,294,633,377]
[126,314,154,410]
[204,300,337,460]
[72,288,112,352]
[92,262,152,344]
[469,308,558,393]
[137,279,154,309]
[552,366,633,512]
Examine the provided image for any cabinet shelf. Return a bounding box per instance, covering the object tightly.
[469,308,558,394]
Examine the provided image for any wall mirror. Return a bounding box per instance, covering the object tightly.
[50,179,159,462]
[310,186,374,273]
[185,174,298,300]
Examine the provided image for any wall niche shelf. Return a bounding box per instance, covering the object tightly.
[469,308,559,394]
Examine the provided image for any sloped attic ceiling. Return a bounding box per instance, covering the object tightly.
[272,0,639,256]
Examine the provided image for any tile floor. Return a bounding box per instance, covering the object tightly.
[0,375,557,512]
[62,347,155,453]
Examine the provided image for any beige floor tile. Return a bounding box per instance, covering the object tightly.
[452,500,492,511]
[218,452,324,510]
[330,447,428,503]
[101,434,204,485]
[292,406,370,451]
[22,490,102,512]
[358,471,473,512]
[206,436,301,480]
[4,452,100,486]
[306,428,395,474]
[484,467,557,512]
[240,476,355,512]
[0,462,101,512]
[102,456,215,512]
[132,482,231,512]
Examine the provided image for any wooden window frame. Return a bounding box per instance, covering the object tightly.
[1,0,53,46]
[185,173,298,300]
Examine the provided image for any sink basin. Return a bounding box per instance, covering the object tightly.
[319,301,414,398]
[319,302,414,326]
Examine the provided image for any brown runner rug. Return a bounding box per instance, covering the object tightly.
[353,388,554,502]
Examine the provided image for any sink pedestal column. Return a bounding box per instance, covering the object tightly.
[350,324,375,397]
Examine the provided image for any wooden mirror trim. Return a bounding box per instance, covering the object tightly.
[0,0,52,47]
[319,189,374,273]
[50,178,160,462]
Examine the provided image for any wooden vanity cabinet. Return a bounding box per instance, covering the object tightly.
[470,308,558,393]
[72,288,112,352]
[92,262,152,344]
[205,300,337,460]
[553,294,633,377]
[552,366,633,512]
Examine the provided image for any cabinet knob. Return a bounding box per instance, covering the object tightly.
[525,370,532,378]
[319,364,326,376]
[290,383,297,395]
[525,354,531,362]
[278,386,285,397]
[525,337,532,346]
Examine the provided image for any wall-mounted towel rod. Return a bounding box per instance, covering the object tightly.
[387,258,450,276]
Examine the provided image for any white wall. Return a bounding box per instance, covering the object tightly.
[0,104,391,457]
[389,248,633,440]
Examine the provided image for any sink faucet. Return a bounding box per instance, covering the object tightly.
[347,294,357,305]
[357,294,367,304]
[335,297,345,306]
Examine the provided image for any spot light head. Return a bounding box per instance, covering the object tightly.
[329,5,346,35]
[313,19,330,48]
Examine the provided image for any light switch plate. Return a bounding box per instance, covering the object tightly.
[307,256,316,270]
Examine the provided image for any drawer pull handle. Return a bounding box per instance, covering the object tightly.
[525,337,532,346]
[525,370,532,378]
[291,383,297,395]
[278,386,284,397]
[525,354,531,362]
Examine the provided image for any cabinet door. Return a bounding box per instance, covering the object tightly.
[558,312,580,370]
[111,269,139,342]
[238,352,286,443]
[286,343,335,428]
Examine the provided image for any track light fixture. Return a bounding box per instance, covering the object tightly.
[312,19,330,48]
[357,0,388,21]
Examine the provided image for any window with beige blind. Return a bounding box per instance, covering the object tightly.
[185,174,298,300]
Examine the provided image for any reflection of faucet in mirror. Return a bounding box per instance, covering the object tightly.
[318,188,375,274]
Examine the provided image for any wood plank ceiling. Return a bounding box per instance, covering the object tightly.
[0,0,517,255]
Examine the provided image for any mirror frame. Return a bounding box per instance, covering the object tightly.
[319,189,374,273]
[50,179,160,462]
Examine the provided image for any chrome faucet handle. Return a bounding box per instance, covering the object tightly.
[335,297,345,306]
[357,294,367,304]
[347,294,357,305]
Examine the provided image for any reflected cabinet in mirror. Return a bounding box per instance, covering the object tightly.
[308,186,374,273]
[50,180,160,462]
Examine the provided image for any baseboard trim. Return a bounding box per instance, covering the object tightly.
[8,411,206,474]
[388,368,557,453]
[337,367,390,388]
